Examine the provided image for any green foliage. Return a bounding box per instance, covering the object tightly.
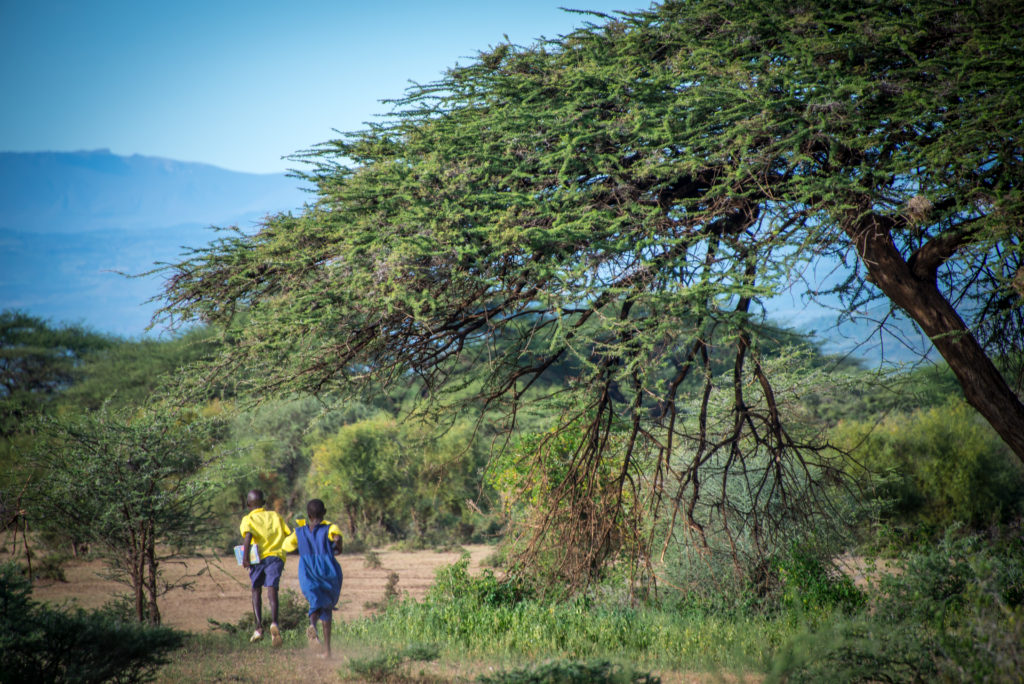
[214,396,362,513]
[342,559,787,671]
[0,562,183,683]
[427,555,534,609]
[31,552,70,583]
[478,660,660,684]
[768,527,1024,683]
[309,415,408,541]
[347,642,440,681]
[834,398,1024,533]
[58,327,220,412]
[22,406,226,623]
[0,309,113,435]
[308,414,495,544]
[773,544,864,616]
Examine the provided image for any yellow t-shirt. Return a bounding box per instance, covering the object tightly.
[282,519,343,554]
[239,507,292,561]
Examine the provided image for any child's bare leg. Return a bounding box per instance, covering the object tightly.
[322,615,332,658]
[267,586,279,626]
[251,587,263,633]
[306,610,321,648]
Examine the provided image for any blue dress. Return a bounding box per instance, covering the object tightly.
[295,523,343,616]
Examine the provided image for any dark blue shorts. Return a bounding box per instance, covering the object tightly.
[248,556,284,589]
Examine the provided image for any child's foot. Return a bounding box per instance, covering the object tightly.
[306,624,320,648]
[269,623,282,647]
[249,629,264,643]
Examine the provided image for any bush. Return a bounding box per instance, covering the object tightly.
[478,659,660,684]
[347,642,439,681]
[31,552,70,583]
[774,544,864,615]
[833,398,1024,536]
[427,555,534,608]
[768,526,1024,682]
[364,572,402,611]
[0,562,183,684]
[363,549,382,568]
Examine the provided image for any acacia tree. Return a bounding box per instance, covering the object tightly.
[0,310,113,436]
[157,0,1023,582]
[26,408,223,623]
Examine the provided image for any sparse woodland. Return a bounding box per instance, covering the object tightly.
[3,1,1023,681]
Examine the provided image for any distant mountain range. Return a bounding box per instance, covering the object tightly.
[0,149,930,363]
[0,150,308,337]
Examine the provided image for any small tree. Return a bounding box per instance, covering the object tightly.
[25,406,224,624]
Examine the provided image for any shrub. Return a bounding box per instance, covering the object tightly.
[427,555,534,608]
[347,642,439,681]
[833,398,1024,536]
[477,659,660,684]
[364,572,402,611]
[32,552,70,583]
[0,562,183,683]
[363,549,382,568]
[768,527,1024,682]
[774,544,864,615]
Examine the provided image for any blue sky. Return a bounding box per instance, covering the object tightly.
[1,0,642,174]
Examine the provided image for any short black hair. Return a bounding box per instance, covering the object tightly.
[247,489,265,507]
[306,499,326,519]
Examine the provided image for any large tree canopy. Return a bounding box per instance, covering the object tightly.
[158,0,1023,580]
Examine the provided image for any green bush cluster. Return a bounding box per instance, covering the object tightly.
[427,555,535,608]
[478,659,660,684]
[0,563,183,684]
[768,528,1024,682]
[341,560,787,671]
[773,544,864,616]
[833,398,1024,535]
[307,413,499,546]
[347,642,439,681]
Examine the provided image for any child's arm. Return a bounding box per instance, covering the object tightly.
[328,523,343,554]
[242,532,254,568]
[282,529,298,555]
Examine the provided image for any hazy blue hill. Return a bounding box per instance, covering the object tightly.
[0,150,308,336]
[0,149,307,233]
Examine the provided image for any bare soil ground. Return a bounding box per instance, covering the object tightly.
[29,544,496,632]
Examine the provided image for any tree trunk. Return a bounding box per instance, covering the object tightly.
[131,551,145,622]
[848,216,1024,463]
[145,524,161,625]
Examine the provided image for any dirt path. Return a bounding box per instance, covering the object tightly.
[30,544,496,632]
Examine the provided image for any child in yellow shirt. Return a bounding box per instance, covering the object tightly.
[239,489,291,646]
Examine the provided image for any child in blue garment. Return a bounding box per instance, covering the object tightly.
[283,498,343,658]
